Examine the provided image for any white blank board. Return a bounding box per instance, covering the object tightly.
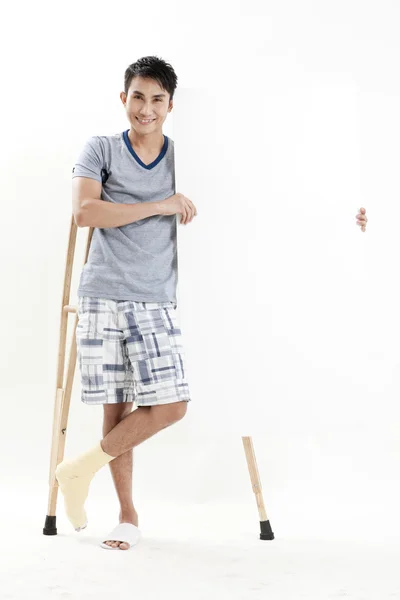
[172,86,400,436]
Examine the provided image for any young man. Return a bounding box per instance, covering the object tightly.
[56,56,197,551]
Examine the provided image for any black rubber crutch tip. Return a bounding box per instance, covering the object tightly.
[43,515,57,535]
[260,520,274,540]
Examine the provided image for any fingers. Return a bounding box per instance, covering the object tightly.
[186,201,196,222]
[180,198,197,225]
[181,205,192,225]
[180,206,189,224]
[356,207,368,231]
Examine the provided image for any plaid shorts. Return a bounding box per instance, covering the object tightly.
[76,297,191,406]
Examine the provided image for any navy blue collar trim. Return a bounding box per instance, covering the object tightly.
[123,130,168,170]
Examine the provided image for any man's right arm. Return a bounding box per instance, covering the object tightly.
[72,176,164,228]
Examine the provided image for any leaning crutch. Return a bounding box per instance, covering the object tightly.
[242,436,274,540]
[43,216,93,535]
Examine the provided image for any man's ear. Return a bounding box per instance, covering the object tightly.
[120,91,127,106]
[168,101,173,112]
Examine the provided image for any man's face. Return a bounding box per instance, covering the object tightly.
[121,76,173,135]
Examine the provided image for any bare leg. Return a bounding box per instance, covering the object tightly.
[57,401,188,548]
[102,403,150,549]
[101,401,188,458]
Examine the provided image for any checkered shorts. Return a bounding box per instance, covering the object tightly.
[76,297,191,406]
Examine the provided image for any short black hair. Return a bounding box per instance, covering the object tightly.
[124,56,178,101]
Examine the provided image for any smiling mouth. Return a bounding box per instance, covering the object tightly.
[136,117,155,124]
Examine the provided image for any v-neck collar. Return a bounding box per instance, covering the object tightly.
[123,130,169,170]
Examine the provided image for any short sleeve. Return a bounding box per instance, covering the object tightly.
[72,136,104,183]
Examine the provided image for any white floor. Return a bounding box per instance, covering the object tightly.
[3,492,399,600]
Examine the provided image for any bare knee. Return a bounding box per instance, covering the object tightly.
[150,401,188,427]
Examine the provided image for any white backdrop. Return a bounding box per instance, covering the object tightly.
[1,0,400,552]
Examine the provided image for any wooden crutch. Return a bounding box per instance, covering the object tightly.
[43,216,93,535]
[242,436,274,540]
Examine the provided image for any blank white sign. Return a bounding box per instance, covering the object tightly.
[172,85,399,436]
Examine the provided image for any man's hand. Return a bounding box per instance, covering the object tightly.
[159,193,197,224]
[356,207,368,232]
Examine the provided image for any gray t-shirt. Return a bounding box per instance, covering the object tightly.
[71,131,178,303]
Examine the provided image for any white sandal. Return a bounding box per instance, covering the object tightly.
[100,523,141,550]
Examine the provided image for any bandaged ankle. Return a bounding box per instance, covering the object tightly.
[57,441,115,477]
[55,441,115,530]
